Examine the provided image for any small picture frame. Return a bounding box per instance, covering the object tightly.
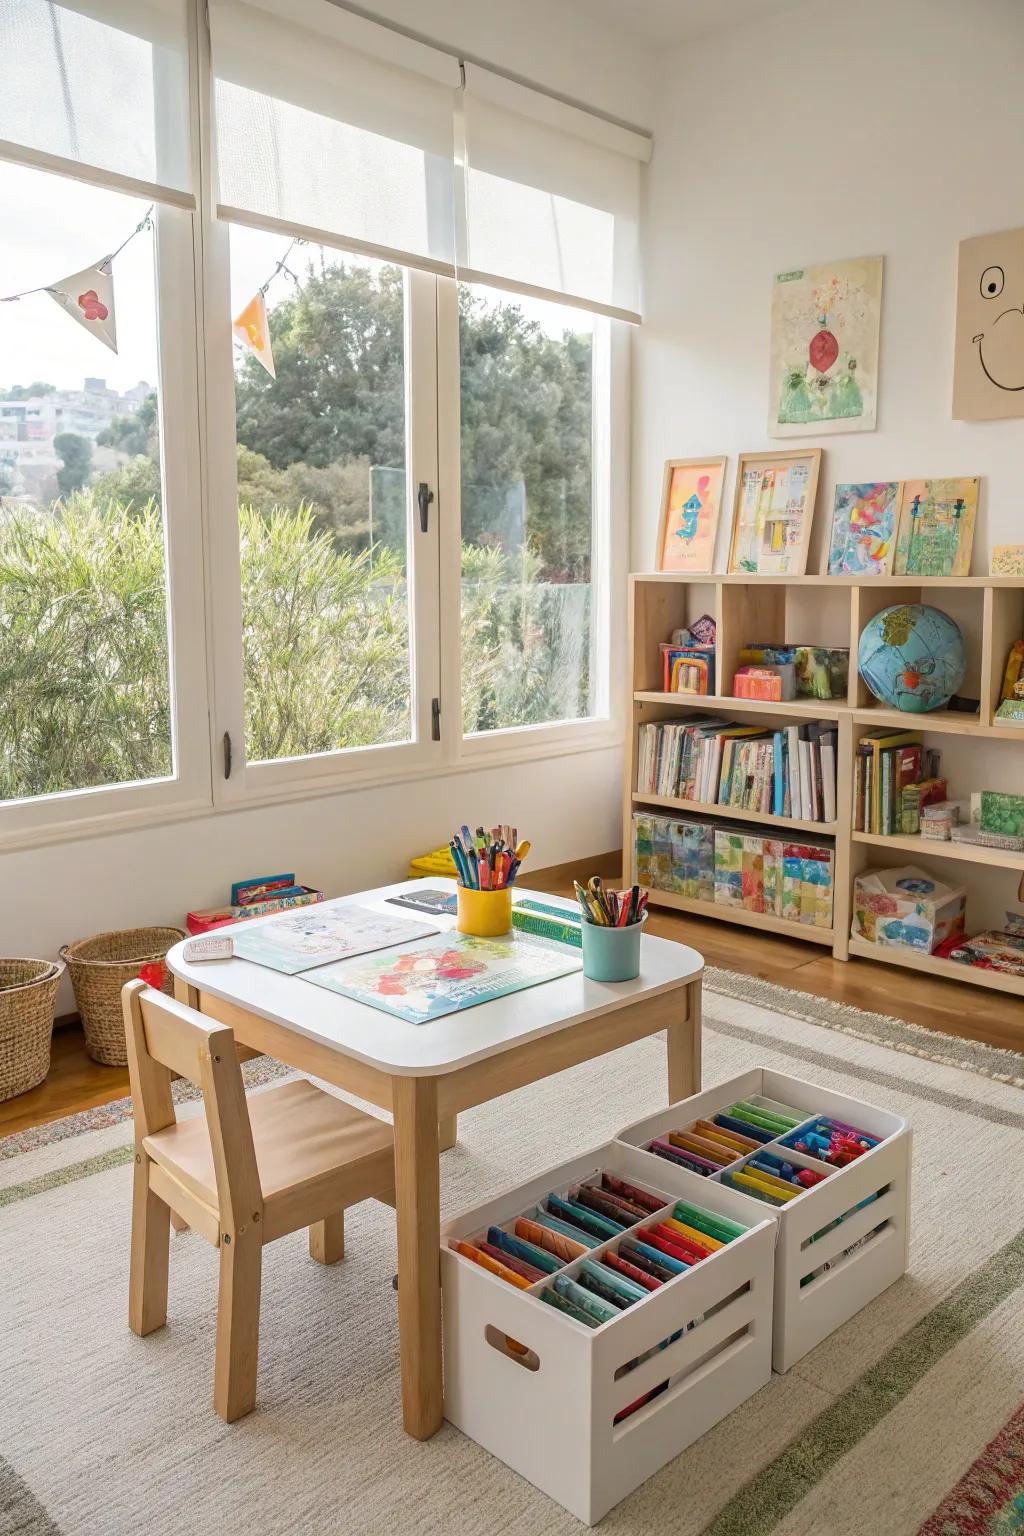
[727,449,821,576]
[654,457,727,573]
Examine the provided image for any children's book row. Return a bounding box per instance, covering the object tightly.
[638,717,837,823]
[634,813,835,928]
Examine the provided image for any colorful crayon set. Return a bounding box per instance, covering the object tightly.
[647,1094,886,1207]
[449,824,529,890]
[574,876,648,927]
[448,1168,751,1421]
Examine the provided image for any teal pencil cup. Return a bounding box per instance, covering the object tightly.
[580,912,647,982]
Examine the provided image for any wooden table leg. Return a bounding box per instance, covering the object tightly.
[438,1114,458,1152]
[392,1075,443,1439]
[667,977,702,1102]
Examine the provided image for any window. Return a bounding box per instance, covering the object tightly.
[458,284,601,734]
[0,165,171,803]
[227,229,414,766]
[0,0,640,845]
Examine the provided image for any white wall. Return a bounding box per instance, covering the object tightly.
[2,2,655,1003]
[633,0,1024,931]
[633,0,1024,571]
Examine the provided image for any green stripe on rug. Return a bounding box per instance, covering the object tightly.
[701,1227,1024,1536]
[0,1145,133,1208]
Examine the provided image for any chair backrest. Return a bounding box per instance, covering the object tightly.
[122,979,262,1227]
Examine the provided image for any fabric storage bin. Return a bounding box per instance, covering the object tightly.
[615,1069,911,1374]
[441,1141,774,1525]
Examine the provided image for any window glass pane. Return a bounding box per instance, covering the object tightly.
[0,162,171,803]
[228,228,412,763]
[459,283,596,733]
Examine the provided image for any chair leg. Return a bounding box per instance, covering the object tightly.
[309,1211,345,1264]
[170,1209,190,1234]
[129,1155,170,1337]
[214,1234,262,1423]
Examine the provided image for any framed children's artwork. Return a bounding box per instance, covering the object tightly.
[654,457,727,573]
[824,481,899,575]
[768,256,883,437]
[892,477,978,577]
[727,449,822,576]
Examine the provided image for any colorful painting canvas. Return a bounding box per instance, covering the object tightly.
[768,256,883,437]
[826,482,899,575]
[892,478,978,577]
[304,931,581,1023]
[655,457,726,572]
[953,227,1024,421]
[728,450,821,576]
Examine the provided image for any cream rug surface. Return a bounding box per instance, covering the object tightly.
[3,976,1024,1536]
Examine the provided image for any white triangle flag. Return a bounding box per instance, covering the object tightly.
[47,261,117,354]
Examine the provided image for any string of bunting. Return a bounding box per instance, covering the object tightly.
[0,205,154,356]
[231,236,307,380]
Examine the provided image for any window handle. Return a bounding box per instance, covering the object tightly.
[418,481,434,533]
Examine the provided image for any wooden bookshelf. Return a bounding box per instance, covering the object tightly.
[625,571,1024,993]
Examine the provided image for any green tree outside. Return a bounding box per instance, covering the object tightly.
[53,433,93,499]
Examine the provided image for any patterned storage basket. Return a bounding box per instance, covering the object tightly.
[59,928,185,1066]
[0,958,63,1101]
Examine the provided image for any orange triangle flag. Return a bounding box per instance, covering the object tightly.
[232,291,275,378]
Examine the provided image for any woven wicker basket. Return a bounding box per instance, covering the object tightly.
[59,927,185,1066]
[0,958,63,1101]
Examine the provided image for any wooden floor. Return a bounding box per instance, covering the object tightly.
[3,852,1021,1139]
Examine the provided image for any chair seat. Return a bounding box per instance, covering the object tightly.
[144,1079,394,1224]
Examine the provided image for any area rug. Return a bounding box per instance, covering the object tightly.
[2,982,1024,1536]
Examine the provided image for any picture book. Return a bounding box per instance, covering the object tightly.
[304,931,582,1023]
[231,902,439,975]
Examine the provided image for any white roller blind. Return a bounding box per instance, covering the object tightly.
[210,0,461,275]
[0,0,193,202]
[457,64,650,322]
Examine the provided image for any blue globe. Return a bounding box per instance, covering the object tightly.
[858,604,966,713]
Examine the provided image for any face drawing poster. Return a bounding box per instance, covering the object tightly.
[304,931,582,1023]
[953,226,1024,420]
[768,256,883,436]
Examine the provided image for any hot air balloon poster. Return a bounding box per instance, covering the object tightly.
[768,256,883,436]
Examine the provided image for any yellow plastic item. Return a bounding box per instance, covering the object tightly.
[457,885,513,937]
[407,846,458,879]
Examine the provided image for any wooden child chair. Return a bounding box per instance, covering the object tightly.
[122,978,395,1422]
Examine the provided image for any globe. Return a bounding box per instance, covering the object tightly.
[858,604,966,713]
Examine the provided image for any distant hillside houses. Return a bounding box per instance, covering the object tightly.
[0,377,152,501]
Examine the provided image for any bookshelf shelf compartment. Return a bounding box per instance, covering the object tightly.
[848,938,1024,996]
[632,791,837,837]
[645,887,834,945]
[627,571,1024,991]
[853,830,1024,871]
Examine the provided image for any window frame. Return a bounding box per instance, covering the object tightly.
[0,6,630,852]
[0,196,212,853]
[202,224,444,809]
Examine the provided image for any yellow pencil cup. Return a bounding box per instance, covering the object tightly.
[457,884,513,937]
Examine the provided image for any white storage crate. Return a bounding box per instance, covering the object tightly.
[441,1140,774,1525]
[616,1069,911,1374]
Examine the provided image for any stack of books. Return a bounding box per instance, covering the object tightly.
[636,718,837,823]
[853,731,945,835]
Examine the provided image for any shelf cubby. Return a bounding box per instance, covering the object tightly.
[626,571,1024,995]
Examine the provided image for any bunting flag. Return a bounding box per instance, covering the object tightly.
[232,289,276,378]
[46,261,118,354]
